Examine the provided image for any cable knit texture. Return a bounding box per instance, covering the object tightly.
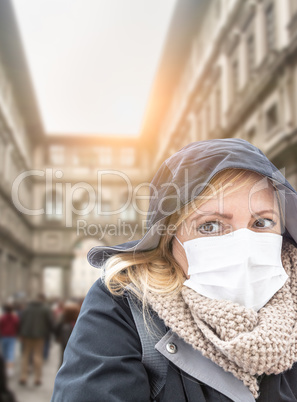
[146,238,297,398]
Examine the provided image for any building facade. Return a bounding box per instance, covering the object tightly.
[0,0,43,303]
[142,0,297,189]
[32,135,151,298]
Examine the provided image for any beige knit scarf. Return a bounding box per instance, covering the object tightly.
[147,238,297,398]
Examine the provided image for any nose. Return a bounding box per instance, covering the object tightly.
[227,220,249,233]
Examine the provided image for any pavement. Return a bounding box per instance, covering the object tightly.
[8,339,60,402]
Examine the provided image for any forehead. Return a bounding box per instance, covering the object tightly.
[192,174,278,213]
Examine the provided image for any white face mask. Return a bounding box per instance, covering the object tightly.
[175,228,288,311]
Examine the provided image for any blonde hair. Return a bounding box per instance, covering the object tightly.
[103,168,284,306]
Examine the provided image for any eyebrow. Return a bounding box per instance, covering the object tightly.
[191,209,279,221]
[253,209,280,218]
[191,212,233,221]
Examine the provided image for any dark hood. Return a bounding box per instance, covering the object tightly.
[88,138,297,268]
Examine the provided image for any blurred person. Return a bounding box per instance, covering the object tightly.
[43,335,51,362]
[19,293,53,386]
[0,303,19,378]
[52,299,64,322]
[0,353,17,402]
[43,298,55,362]
[51,139,297,402]
[14,300,28,319]
[54,301,80,367]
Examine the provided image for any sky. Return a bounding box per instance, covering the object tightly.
[12,0,177,136]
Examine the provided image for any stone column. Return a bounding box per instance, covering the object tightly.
[62,265,71,299]
[256,107,265,149]
[293,66,297,128]
[220,54,231,128]
[0,250,7,303]
[7,255,17,300]
[187,112,198,142]
[19,260,30,299]
[202,108,207,140]
[276,0,290,50]
[239,34,247,91]
[283,68,294,130]
[15,258,22,295]
[255,2,266,66]
[28,257,43,299]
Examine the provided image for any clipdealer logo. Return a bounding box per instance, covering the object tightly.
[10,167,287,236]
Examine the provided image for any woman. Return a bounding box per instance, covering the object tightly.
[51,138,297,402]
[0,303,19,378]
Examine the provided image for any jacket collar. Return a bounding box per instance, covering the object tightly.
[156,330,256,402]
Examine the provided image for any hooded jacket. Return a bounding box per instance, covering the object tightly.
[51,139,297,402]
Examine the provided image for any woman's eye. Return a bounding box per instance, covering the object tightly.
[197,220,223,235]
[253,218,276,229]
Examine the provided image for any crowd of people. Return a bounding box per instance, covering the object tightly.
[0,292,83,400]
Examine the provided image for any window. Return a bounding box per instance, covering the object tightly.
[265,3,275,52]
[78,151,89,166]
[232,59,239,99]
[73,189,93,218]
[43,267,63,299]
[73,148,106,168]
[98,147,112,166]
[121,204,137,221]
[96,200,112,219]
[72,152,80,166]
[216,88,221,127]
[45,191,63,221]
[247,34,255,75]
[120,147,135,167]
[266,104,278,132]
[48,145,65,166]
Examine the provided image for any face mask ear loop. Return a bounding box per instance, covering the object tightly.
[175,235,184,248]
[273,185,286,235]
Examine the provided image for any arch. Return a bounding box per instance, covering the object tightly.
[43,266,63,299]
